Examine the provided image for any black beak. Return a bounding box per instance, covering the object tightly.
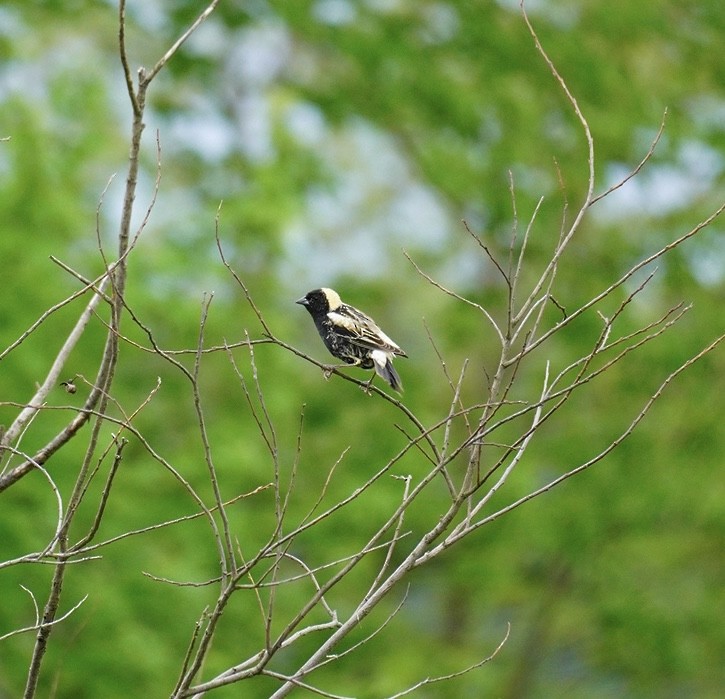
[295,297,308,306]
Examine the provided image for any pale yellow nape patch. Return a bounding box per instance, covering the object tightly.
[321,288,342,310]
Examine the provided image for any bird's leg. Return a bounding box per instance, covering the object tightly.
[362,371,377,394]
[321,363,352,380]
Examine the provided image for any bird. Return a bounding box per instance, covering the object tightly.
[296,288,407,392]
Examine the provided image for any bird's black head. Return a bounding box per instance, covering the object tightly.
[296,288,342,316]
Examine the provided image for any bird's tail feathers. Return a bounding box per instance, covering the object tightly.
[371,350,403,393]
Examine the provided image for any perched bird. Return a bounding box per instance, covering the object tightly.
[296,288,407,392]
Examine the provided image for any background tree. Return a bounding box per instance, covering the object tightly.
[1,1,723,697]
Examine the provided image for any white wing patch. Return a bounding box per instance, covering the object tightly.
[328,311,359,333]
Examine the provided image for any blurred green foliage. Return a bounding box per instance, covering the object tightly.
[1,0,723,697]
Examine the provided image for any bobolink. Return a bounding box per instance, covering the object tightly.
[296,288,407,392]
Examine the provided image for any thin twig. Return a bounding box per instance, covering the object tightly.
[387,622,510,699]
[591,109,668,205]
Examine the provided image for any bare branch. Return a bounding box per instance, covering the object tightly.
[435,333,724,552]
[387,622,510,699]
[591,109,668,204]
[404,250,506,348]
[0,593,88,643]
[504,201,724,367]
[118,0,139,115]
[1,278,109,451]
[141,1,220,86]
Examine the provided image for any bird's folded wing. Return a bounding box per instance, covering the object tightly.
[327,308,406,356]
